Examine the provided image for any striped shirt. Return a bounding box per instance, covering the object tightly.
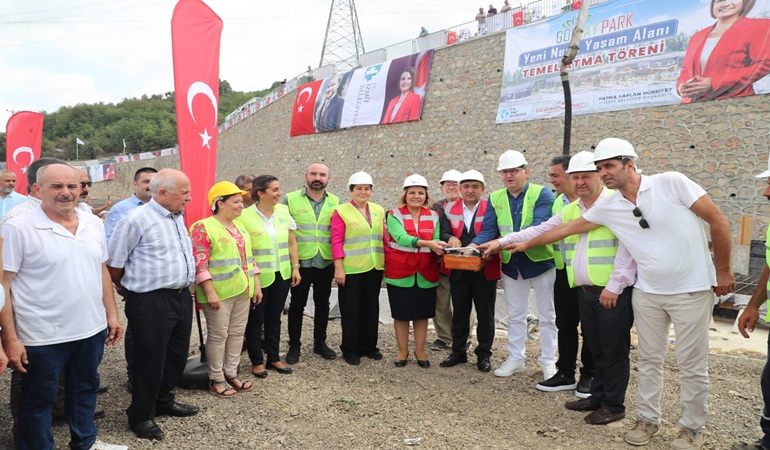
[107,198,194,292]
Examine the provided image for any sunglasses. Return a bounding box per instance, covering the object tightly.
[80,181,92,188]
[632,206,649,229]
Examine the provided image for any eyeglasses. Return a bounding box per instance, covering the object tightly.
[632,206,649,229]
[80,181,92,188]
[499,168,524,175]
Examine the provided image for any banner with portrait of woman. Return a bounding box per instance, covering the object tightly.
[496,0,770,124]
[290,51,434,136]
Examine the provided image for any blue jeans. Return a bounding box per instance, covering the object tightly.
[760,331,770,447]
[18,329,107,450]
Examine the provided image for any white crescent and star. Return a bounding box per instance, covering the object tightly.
[186,81,218,149]
[12,146,35,174]
[296,86,313,113]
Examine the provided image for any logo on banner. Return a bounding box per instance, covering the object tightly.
[12,146,35,173]
[187,81,218,149]
[364,64,383,81]
[447,31,457,45]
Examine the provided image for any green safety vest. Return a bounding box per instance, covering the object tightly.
[490,184,553,263]
[552,193,568,270]
[191,217,255,303]
[286,190,339,260]
[336,202,385,274]
[237,205,292,288]
[561,191,618,288]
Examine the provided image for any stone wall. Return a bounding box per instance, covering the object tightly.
[92,31,770,243]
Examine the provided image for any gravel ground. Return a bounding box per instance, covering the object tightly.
[1,304,767,450]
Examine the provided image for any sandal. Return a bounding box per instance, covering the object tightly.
[209,380,236,398]
[225,376,252,392]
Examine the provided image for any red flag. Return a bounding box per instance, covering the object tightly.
[5,111,43,194]
[290,80,323,137]
[572,0,583,10]
[171,0,223,227]
[447,31,457,45]
[513,11,524,26]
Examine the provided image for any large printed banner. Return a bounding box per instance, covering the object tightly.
[291,51,434,136]
[496,0,770,123]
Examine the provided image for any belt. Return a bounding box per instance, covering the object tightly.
[157,286,191,294]
[580,285,605,295]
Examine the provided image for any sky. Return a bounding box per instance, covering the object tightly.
[0,0,519,132]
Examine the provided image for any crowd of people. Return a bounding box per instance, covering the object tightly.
[4,137,770,450]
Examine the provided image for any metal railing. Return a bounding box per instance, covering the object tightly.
[218,0,609,133]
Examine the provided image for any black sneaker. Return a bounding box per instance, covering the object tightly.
[576,376,593,398]
[536,371,578,392]
[285,345,300,365]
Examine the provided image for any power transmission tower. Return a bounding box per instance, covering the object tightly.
[319,0,365,72]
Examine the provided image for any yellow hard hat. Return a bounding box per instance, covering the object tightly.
[208,181,248,208]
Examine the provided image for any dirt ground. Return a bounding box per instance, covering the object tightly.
[0,309,767,450]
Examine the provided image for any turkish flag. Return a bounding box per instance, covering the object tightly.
[572,0,583,10]
[5,111,43,194]
[171,0,223,227]
[447,31,457,45]
[290,80,323,137]
[513,11,524,26]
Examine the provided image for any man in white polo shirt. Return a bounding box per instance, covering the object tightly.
[0,163,125,450]
[506,138,734,450]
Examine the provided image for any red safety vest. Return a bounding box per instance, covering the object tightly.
[442,199,502,281]
[385,205,440,283]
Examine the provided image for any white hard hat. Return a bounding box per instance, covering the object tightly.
[565,151,598,174]
[459,169,485,185]
[403,174,429,189]
[497,150,528,171]
[439,169,463,184]
[348,171,373,186]
[756,156,770,178]
[593,138,638,162]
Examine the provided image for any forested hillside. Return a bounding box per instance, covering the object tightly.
[1,79,279,161]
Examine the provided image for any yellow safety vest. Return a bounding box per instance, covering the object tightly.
[336,202,385,274]
[552,193,568,270]
[490,184,553,263]
[561,191,618,288]
[286,190,339,260]
[191,217,255,303]
[765,226,770,321]
[237,205,292,288]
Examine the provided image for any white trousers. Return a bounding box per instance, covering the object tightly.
[502,269,557,368]
[632,288,712,431]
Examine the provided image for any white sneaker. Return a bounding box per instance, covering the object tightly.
[541,363,557,381]
[494,358,525,377]
[89,440,128,450]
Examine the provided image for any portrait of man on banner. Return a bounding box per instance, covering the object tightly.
[314,74,345,132]
[676,0,770,103]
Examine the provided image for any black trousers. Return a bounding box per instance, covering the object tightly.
[288,265,334,348]
[554,268,594,378]
[338,269,383,358]
[125,288,192,421]
[449,270,497,359]
[246,272,291,365]
[578,286,634,412]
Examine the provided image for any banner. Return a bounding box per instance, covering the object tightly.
[5,111,43,194]
[171,0,222,226]
[496,0,770,123]
[290,50,434,136]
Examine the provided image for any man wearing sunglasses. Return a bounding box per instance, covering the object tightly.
[501,138,734,450]
[480,151,635,425]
